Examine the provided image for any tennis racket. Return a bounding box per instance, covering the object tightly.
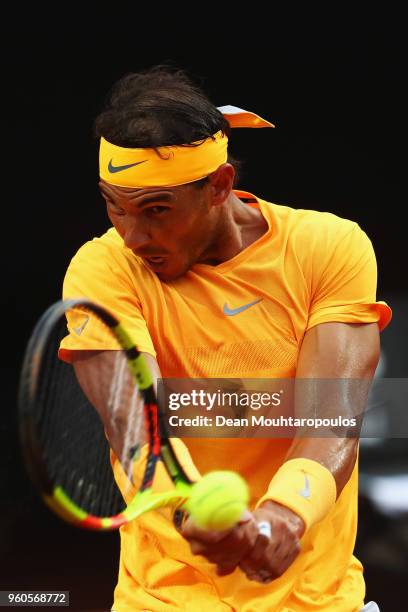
[18,299,248,531]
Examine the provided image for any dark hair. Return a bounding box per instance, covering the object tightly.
[94,65,242,187]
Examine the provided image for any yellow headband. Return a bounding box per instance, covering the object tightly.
[99,106,275,188]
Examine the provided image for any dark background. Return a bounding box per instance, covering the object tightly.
[1,13,407,611]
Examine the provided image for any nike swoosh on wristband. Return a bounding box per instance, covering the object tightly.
[298,473,311,499]
[108,159,148,173]
[223,298,263,316]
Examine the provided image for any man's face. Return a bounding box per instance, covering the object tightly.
[99,179,219,281]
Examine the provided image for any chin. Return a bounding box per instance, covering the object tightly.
[156,265,191,282]
[145,255,193,281]
[155,271,183,282]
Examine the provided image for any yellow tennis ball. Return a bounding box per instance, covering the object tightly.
[187,470,249,530]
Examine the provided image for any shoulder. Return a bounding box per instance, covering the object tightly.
[67,227,144,275]
[260,198,358,241]
[289,209,365,263]
[258,199,377,295]
[259,198,370,259]
[69,227,125,263]
[63,228,148,299]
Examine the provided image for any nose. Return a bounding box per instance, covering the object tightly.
[123,220,151,251]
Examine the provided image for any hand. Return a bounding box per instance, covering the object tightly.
[239,501,305,583]
[181,502,305,583]
[181,511,260,577]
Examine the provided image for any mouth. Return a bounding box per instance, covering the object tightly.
[144,255,165,263]
[143,255,167,270]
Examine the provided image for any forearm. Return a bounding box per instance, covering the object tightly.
[72,350,161,470]
[256,438,358,535]
[284,436,359,498]
[284,321,379,499]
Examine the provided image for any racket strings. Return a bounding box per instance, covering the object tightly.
[33,317,124,517]
[23,303,161,522]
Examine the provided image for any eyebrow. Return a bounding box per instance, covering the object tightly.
[132,193,173,206]
[99,186,174,207]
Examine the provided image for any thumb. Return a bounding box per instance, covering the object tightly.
[181,515,233,543]
[238,509,255,525]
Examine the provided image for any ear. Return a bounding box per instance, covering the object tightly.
[208,163,235,206]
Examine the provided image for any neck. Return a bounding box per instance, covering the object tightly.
[197,192,267,265]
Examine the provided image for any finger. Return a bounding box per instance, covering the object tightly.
[188,539,210,556]
[188,536,245,562]
[249,569,275,584]
[189,539,246,566]
[246,547,297,584]
[181,517,232,543]
[237,509,254,525]
[242,538,276,584]
[239,521,274,577]
[249,521,273,564]
[186,519,259,568]
[187,542,232,563]
[242,538,300,582]
[216,563,238,576]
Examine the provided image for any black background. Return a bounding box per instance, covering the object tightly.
[1,11,407,611]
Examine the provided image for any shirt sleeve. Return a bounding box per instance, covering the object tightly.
[306,222,392,332]
[59,240,156,361]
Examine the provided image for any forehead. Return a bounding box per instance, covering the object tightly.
[99,179,182,201]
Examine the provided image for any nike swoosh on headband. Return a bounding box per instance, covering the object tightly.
[223,298,263,316]
[108,159,148,173]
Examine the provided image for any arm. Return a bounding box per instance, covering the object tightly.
[72,350,161,471]
[256,320,380,537]
[182,321,380,581]
[280,321,380,497]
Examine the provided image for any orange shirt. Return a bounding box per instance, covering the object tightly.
[61,191,391,611]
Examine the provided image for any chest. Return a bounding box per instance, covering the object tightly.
[138,266,309,377]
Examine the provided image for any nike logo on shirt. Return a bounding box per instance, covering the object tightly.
[73,316,89,335]
[223,298,263,316]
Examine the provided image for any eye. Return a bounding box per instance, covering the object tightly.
[146,206,169,215]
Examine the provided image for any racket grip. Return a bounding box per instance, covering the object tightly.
[173,508,188,530]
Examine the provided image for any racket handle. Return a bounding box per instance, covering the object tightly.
[173,508,188,530]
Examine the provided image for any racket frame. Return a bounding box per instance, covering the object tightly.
[19,299,194,530]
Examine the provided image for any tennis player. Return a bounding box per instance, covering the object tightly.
[60,65,391,611]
